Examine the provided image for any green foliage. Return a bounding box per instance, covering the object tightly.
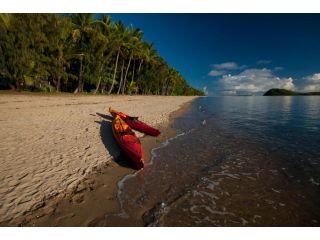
[24,85,56,93]
[0,14,204,96]
[0,14,10,30]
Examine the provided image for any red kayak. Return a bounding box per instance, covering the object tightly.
[112,115,144,169]
[109,107,161,137]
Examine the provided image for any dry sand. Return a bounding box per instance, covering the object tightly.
[0,93,197,225]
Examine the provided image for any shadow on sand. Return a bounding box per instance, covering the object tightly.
[95,112,136,169]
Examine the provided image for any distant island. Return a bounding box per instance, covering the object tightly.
[264,88,320,96]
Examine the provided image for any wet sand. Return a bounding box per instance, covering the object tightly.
[0,93,197,226]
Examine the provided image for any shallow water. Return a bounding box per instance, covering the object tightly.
[100,96,320,226]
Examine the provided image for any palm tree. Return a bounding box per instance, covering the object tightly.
[0,14,203,96]
[120,25,143,94]
[116,58,125,94]
[165,68,179,95]
[93,14,112,94]
[0,14,10,30]
[47,15,72,92]
[107,21,126,94]
[137,42,159,94]
[126,26,143,94]
[71,13,97,93]
[116,24,131,94]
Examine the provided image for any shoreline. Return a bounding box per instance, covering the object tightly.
[0,94,196,226]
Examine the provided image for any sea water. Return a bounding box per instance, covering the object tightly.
[105,96,320,226]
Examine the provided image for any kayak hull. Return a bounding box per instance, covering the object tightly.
[109,107,160,137]
[112,116,144,169]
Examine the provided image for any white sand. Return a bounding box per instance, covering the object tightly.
[0,94,196,223]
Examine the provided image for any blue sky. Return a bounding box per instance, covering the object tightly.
[109,14,320,95]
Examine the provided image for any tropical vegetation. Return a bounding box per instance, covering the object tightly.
[264,88,320,96]
[0,13,204,96]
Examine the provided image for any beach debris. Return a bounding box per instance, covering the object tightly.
[198,105,205,112]
[271,188,281,193]
[265,199,275,205]
[240,217,248,226]
[252,215,262,223]
[281,167,293,178]
[309,177,320,186]
[142,202,169,226]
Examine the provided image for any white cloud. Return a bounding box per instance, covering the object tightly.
[208,61,247,77]
[274,66,284,71]
[212,62,246,70]
[221,90,237,95]
[208,70,226,76]
[219,68,295,93]
[302,73,320,92]
[257,59,272,65]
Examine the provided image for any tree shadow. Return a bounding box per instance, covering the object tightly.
[95,112,136,170]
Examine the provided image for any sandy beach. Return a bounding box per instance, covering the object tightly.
[0,93,196,226]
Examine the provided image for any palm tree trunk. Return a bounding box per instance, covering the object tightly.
[94,65,103,94]
[129,60,136,95]
[15,74,25,92]
[56,76,61,92]
[138,59,143,73]
[79,57,83,92]
[131,59,136,84]
[74,57,83,93]
[15,80,21,92]
[136,59,143,85]
[165,81,171,95]
[161,78,169,95]
[117,59,125,94]
[121,54,132,95]
[101,82,106,94]
[108,48,120,95]
[94,76,101,94]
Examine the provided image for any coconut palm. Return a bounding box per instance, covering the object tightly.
[106,21,122,94]
[45,15,73,92]
[92,14,113,94]
[0,13,10,30]
[120,25,143,94]
[70,13,98,93]
[0,14,204,96]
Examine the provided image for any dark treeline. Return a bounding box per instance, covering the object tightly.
[0,14,204,96]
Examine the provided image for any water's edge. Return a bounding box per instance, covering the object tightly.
[100,96,320,227]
